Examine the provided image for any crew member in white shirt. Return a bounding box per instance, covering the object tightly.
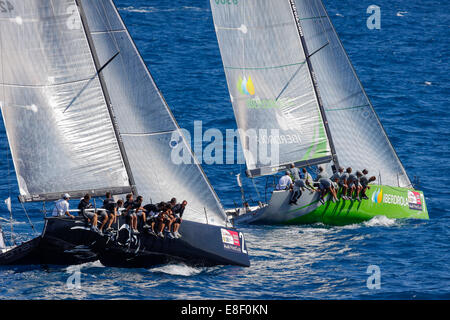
[276,171,293,190]
[52,193,75,219]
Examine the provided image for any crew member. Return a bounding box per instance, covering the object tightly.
[52,193,75,219]
[276,171,293,190]
[289,163,300,182]
[171,200,187,238]
[78,194,101,234]
[103,192,118,232]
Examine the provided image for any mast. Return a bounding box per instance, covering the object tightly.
[75,0,137,195]
[288,0,340,170]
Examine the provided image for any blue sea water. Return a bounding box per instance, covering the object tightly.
[0,0,449,299]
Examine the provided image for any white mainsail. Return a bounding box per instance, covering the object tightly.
[294,0,411,187]
[210,0,333,177]
[211,0,411,187]
[0,0,228,226]
[0,0,131,201]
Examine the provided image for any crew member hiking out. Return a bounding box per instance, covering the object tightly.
[77,194,100,234]
[52,193,75,219]
[103,192,118,232]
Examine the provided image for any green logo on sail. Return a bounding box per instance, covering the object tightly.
[237,76,288,110]
[237,76,255,96]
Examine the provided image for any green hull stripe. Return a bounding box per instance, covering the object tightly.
[283,185,429,226]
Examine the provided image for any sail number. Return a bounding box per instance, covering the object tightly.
[214,0,238,5]
[0,0,14,13]
[239,232,247,254]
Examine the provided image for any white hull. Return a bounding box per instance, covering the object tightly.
[229,189,322,224]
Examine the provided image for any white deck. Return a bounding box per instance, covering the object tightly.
[227,189,322,224]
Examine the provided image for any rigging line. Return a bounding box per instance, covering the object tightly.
[251,177,262,201]
[63,51,120,113]
[275,63,305,101]
[307,42,329,59]
[97,51,120,74]
[19,201,38,235]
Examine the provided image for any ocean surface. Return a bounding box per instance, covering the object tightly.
[0,0,449,299]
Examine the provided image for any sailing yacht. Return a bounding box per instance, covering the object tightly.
[210,0,428,225]
[0,0,249,267]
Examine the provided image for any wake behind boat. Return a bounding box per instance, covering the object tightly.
[0,0,249,267]
[211,0,428,225]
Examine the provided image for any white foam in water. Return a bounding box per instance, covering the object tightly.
[65,260,104,273]
[150,263,203,277]
[396,11,408,17]
[363,215,397,227]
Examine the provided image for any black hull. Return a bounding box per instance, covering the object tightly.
[0,217,250,268]
[98,220,250,268]
[0,237,42,265]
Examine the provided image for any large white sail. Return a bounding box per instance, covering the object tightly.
[0,0,132,202]
[294,0,411,187]
[78,0,228,226]
[210,0,333,177]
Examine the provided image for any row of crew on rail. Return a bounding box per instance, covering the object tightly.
[276,164,377,205]
[52,192,187,239]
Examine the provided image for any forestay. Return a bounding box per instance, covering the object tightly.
[294,0,411,187]
[0,0,131,202]
[79,0,228,226]
[210,0,333,177]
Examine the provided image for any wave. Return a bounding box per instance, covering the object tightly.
[363,215,397,227]
[149,263,204,276]
[328,215,399,230]
[65,260,104,273]
[396,11,408,17]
